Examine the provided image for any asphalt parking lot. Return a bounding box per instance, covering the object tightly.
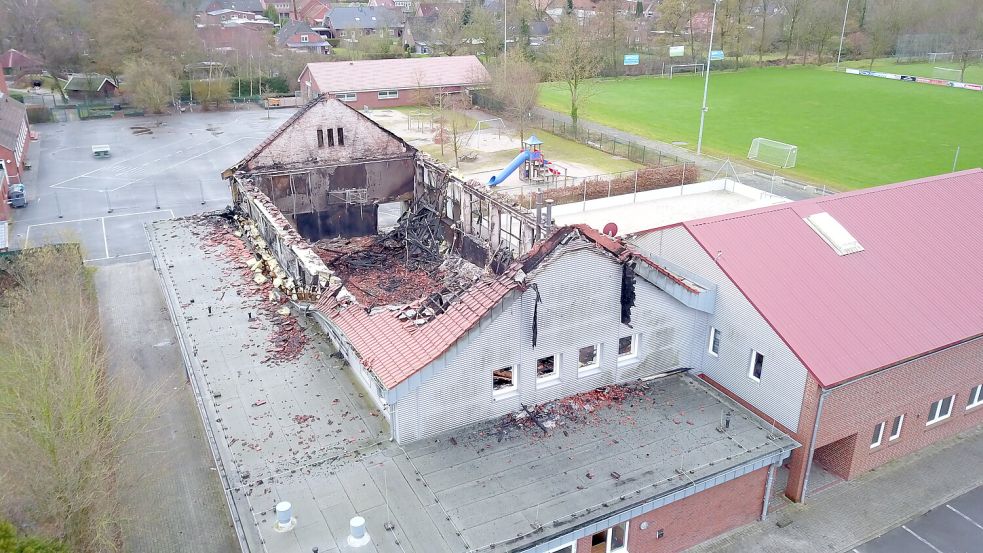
[854,485,982,553]
[8,106,293,263]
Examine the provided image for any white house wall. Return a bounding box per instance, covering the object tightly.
[631,226,807,431]
[394,240,704,443]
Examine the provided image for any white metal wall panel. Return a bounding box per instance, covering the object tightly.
[394,240,706,443]
[632,226,808,431]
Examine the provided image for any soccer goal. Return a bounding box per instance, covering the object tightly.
[932,66,962,81]
[466,118,503,148]
[927,52,954,63]
[669,63,705,79]
[748,138,798,169]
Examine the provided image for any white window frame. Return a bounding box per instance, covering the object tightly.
[578,344,601,375]
[617,334,638,365]
[927,394,955,425]
[300,34,309,43]
[335,92,357,102]
[707,326,720,356]
[889,414,904,441]
[536,354,560,386]
[596,521,628,553]
[492,365,517,399]
[377,89,399,100]
[545,541,576,553]
[870,421,884,448]
[748,350,764,382]
[967,384,983,409]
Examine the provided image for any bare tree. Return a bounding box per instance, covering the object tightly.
[0,247,154,553]
[781,0,804,65]
[547,16,604,133]
[945,1,983,81]
[489,52,540,140]
[802,0,840,64]
[123,58,178,113]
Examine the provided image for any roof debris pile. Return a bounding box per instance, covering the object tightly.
[190,213,308,363]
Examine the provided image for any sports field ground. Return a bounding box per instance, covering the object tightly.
[539,66,983,189]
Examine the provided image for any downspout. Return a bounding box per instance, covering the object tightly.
[800,387,830,504]
[760,458,779,520]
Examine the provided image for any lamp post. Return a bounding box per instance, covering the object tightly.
[696,0,721,156]
[835,0,851,71]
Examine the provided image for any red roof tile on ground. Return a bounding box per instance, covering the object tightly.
[678,169,983,387]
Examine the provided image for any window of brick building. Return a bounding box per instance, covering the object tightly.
[336,127,345,146]
[545,543,575,553]
[967,384,983,409]
[927,394,955,425]
[326,128,335,147]
[870,421,884,448]
[316,129,324,147]
[889,414,904,441]
[590,521,628,553]
[748,350,764,381]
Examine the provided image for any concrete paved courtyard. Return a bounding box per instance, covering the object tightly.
[855,486,983,553]
[8,107,292,264]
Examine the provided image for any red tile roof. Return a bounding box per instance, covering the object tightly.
[316,224,669,389]
[302,55,490,94]
[0,49,43,71]
[676,169,983,387]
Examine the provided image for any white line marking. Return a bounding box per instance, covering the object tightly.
[48,138,188,188]
[901,525,944,553]
[946,504,983,532]
[101,217,109,258]
[25,209,173,229]
[83,251,151,263]
[107,136,261,192]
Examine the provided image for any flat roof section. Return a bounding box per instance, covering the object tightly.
[149,215,797,553]
[551,178,791,236]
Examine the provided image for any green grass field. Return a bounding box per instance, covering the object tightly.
[539,66,983,189]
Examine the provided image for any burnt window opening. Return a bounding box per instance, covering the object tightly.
[493,366,515,395]
[621,262,636,325]
[316,128,324,148]
[537,355,556,380]
[326,128,335,147]
[337,127,345,146]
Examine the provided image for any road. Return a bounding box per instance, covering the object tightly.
[8,106,291,264]
[854,486,983,553]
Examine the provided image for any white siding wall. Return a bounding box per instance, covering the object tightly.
[632,226,808,431]
[394,240,703,442]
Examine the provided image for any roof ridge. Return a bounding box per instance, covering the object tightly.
[232,93,327,169]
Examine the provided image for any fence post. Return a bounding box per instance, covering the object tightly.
[582,180,587,212]
[642,145,647,165]
[607,177,612,198]
[633,170,638,203]
[680,162,686,192]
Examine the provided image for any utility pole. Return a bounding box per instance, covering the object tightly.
[696,0,721,156]
[835,0,851,71]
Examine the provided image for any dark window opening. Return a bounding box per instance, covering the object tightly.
[316,128,324,148]
[750,351,764,380]
[493,366,514,392]
[537,355,556,379]
[326,128,335,147]
[337,127,345,145]
[618,336,634,356]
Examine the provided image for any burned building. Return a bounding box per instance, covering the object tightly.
[219,94,798,552]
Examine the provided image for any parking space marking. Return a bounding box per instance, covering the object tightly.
[24,209,175,252]
[48,138,188,189]
[901,525,944,553]
[101,217,109,258]
[946,504,983,532]
[84,251,151,263]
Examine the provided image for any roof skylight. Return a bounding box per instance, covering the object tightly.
[803,212,864,256]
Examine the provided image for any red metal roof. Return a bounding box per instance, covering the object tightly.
[679,169,983,387]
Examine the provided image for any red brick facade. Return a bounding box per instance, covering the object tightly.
[785,336,983,501]
[571,467,769,553]
[302,85,467,109]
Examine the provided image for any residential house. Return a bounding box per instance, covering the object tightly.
[263,0,293,18]
[197,24,272,55]
[276,19,332,53]
[0,95,30,189]
[197,8,272,26]
[629,169,983,502]
[322,6,405,43]
[221,95,799,552]
[0,49,44,77]
[528,19,552,47]
[197,0,265,15]
[62,74,118,101]
[403,16,439,54]
[297,55,490,107]
[296,0,332,26]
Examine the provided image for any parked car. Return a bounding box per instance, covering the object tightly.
[7,183,26,208]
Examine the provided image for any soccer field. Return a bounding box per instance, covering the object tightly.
[538,66,983,189]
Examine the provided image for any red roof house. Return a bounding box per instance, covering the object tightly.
[632,169,983,503]
[1,49,44,76]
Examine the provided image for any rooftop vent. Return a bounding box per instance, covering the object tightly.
[803,212,864,256]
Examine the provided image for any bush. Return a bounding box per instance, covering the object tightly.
[25,105,52,124]
[8,92,24,103]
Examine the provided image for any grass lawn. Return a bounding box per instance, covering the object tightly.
[539,66,983,189]
[835,57,983,84]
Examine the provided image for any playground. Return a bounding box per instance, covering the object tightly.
[539,66,983,189]
[364,107,641,190]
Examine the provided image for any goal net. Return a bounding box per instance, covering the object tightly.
[927,52,954,62]
[932,66,961,81]
[748,138,798,168]
[669,63,705,79]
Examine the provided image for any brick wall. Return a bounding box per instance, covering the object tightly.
[786,336,983,500]
[573,467,769,553]
[814,336,983,479]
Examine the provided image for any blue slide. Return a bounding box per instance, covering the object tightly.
[488,150,531,186]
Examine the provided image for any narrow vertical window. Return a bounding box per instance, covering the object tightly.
[316,129,324,148]
[326,128,335,147]
[337,127,345,145]
[870,421,884,448]
[889,414,904,440]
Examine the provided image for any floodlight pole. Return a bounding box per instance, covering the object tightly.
[835,0,851,71]
[696,0,720,156]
